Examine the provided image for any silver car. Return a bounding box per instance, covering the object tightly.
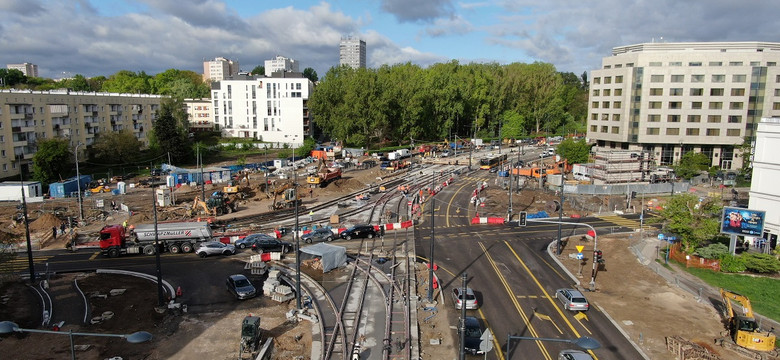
[226,274,257,300]
[555,288,589,311]
[301,228,335,243]
[451,287,478,310]
[195,241,236,258]
[559,350,594,360]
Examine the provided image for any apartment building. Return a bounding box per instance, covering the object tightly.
[6,63,39,77]
[211,73,313,147]
[184,98,213,132]
[339,36,366,69]
[202,57,240,82]
[587,42,780,170]
[0,89,162,178]
[748,117,780,251]
[264,56,299,77]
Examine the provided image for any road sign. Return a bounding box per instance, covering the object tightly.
[657,233,665,240]
[576,253,584,260]
[576,245,584,253]
[479,328,494,353]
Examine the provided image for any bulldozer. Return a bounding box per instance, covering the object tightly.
[718,288,777,357]
[239,315,262,359]
[271,187,303,210]
[190,191,237,216]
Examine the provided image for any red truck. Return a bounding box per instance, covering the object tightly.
[99,221,213,257]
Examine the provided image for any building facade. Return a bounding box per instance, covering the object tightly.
[184,98,213,132]
[6,63,39,78]
[202,57,240,82]
[339,36,366,69]
[0,89,162,178]
[264,56,299,77]
[211,73,313,147]
[748,117,780,251]
[587,42,780,170]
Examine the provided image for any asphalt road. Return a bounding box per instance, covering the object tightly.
[414,168,645,360]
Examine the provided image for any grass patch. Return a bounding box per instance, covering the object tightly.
[677,264,780,322]
[655,259,673,271]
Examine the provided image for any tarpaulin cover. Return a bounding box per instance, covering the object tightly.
[300,243,347,272]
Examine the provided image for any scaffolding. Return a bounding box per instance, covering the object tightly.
[591,149,653,184]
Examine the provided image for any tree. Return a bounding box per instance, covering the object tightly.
[32,138,72,184]
[303,67,318,82]
[150,98,191,163]
[657,193,722,254]
[101,70,152,94]
[60,74,91,91]
[0,69,26,87]
[738,136,753,176]
[90,131,143,163]
[556,138,591,164]
[674,151,711,180]
[251,65,265,76]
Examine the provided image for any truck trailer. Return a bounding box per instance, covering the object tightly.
[100,221,213,257]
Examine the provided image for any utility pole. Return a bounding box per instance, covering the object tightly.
[556,180,564,255]
[74,143,84,223]
[294,147,301,310]
[152,189,164,307]
[459,272,468,360]
[20,167,34,282]
[199,147,205,203]
[427,174,436,302]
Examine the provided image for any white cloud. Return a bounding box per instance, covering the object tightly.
[425,14,473,37]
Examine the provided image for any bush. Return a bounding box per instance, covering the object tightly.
[719,253,746,273]
[742,253,780,273]
[695,243,729,259]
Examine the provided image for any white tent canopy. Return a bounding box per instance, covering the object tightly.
[300,243,347,272]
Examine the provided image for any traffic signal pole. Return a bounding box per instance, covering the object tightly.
[524,219,598,291]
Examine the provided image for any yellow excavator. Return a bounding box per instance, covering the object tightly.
[719,288,776,355]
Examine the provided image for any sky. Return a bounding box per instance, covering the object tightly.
[1,0,779,80]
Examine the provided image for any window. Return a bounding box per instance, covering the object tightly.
[776,89,780,96]
[649,62,662,67]
[729,102,743,110]
[590,125,597,132]
[600,126,608,133]
[686,128,700,136]
[689,62,702,67]
[614,89,622,96]
[667,115,681,122]
[732,74,747,82]
[603,89,611,96]
[709,102,722,109]
[0,150,4,157]
[691,102,702,109]
[592,89,600,96]
[670,75,684,82]
[707,115,722,123]
[592,101,599,108]
[2,164,5,171]
[646,128,660,135]
[669,61,682,66]
[691,75,704,82]
[729,61,743,66]
[774,102,780,111]
[649,88,663,96]
[687,115,701,123]
[611,126,620,134]
[604,77,612,84]
[648,114,660,122]
[728,115,742,123]
[602,101,610,108]
[750,61,760,66]
[649,101,662,109]
[690,88,703,96]
[706,128,720,136]
[669,102,682,109]
[650,75,664,82]
[615,75,623,83]
[709,61,722,66]
[593,77,601,84]
[731,88,746,96]
[768,62,777,67]
[727,129,741,136]
[612,114,621,121]
[603,65,611,69]
[670,88,683,96]
[615,64,622,68]
[712,74,725,83]
[666,128,680,135]
[626,63,634,67]
[776,75,780,83]
[613,101,622,108]
[591,113,598,120]
[601,114,609,121]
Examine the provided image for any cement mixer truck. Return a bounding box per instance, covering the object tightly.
[99,221,213,257]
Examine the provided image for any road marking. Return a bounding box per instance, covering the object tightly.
[503,240,598,359]
[479,241,552,360]
[477,307,504,360]
[446,181,472,228]
[0,255,53,272]
[89,252,100,260]
[534,311,563,334]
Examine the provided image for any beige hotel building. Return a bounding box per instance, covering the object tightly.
[587,42,780,170]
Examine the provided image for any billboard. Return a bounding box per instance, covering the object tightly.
[720,207,766,237]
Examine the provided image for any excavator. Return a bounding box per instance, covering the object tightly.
[271,187,303,210]
[718,288,777,357]
[190,191,237,216]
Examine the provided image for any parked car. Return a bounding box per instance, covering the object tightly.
[558,350,594,360]
[460,316,484,355]
[451,287,479,310]
[301,228,335,243]
[339,225,377,240]
[195,241,236,258]
[235,233,277,249]
[555,288,589,311]
[226,274,257,300]
[251,238,292,253]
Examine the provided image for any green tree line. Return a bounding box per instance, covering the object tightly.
[309,61,588,148]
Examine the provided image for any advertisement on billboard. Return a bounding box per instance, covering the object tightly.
[720,207,766,237]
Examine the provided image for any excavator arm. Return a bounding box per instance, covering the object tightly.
[720,288,755,318]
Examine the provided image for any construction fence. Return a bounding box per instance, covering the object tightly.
[564,182,691,196]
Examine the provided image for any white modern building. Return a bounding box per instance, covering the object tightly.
[748,117,780,251]
[210,73,313,147]
[339,36,366,69]
[202,57,240,82]
[587,42,780,170]
[264,56,299,77]
[7,63,38,77]
[184,98,213,132]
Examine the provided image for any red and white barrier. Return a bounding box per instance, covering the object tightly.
[470,217,504,225]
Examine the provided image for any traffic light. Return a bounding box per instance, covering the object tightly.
[595,250,604,263]
[631,191,637,199]
[518,211,527,227]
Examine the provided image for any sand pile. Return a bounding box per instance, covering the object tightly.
[330,178,364,193]
[29,213,63,232]
[128,212,152,224]
[175,184,193,193]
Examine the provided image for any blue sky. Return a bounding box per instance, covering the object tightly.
[1,0,779,79]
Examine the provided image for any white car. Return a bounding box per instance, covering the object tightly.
[195,241,236,258]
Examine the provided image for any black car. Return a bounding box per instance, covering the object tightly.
[339,225,377,240]
[251,238,292,253]
[460,316,484,355]
[235,233,277,249]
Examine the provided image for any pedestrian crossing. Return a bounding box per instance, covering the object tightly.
[595,215,653,230]
[0,255,53,273]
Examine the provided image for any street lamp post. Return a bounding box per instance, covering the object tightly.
[0,321,152,360]
[74,142,84,223]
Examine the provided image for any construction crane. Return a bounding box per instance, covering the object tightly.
[719,288,777,356]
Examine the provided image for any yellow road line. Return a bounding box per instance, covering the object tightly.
[477,307,504,360]
[479,241,552,360]
[89,252,100,260]
[446,182,473,228]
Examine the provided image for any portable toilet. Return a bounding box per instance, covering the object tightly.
[165,175,176,188]
[156,188,172,207]
[117,181,127,194]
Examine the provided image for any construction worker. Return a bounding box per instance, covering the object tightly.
[122,220,128,228]
[309,210,314,222]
